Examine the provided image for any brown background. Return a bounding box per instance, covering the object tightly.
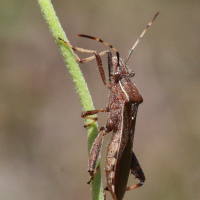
[1,0,200,199]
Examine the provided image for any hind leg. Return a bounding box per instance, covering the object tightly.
[126,151,145,191]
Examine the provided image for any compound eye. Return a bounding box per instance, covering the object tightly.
[115,71,120,78]
[115,71,120,76]
[114,71,120,81]
[129,70,135,77]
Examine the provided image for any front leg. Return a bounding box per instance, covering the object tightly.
[58,37,108,64]
[126,151,145,191]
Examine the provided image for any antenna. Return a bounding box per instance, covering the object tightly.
[125,11,159,64]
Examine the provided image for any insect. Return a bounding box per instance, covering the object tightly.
[59,12,159,200]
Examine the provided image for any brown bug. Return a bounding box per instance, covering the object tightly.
[59,11,159,200]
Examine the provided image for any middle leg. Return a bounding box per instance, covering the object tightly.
[81,108,109,127]
[87,125,111,184]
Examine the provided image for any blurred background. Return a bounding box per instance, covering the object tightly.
[1,0,200,199]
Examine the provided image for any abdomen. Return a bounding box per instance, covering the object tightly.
[105,132,132,200]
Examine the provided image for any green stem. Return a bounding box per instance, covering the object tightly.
[37,0,103,199]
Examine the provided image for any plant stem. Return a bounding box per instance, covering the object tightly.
[37,0,103,199]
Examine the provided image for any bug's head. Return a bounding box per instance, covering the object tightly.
[110,56,134,82]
